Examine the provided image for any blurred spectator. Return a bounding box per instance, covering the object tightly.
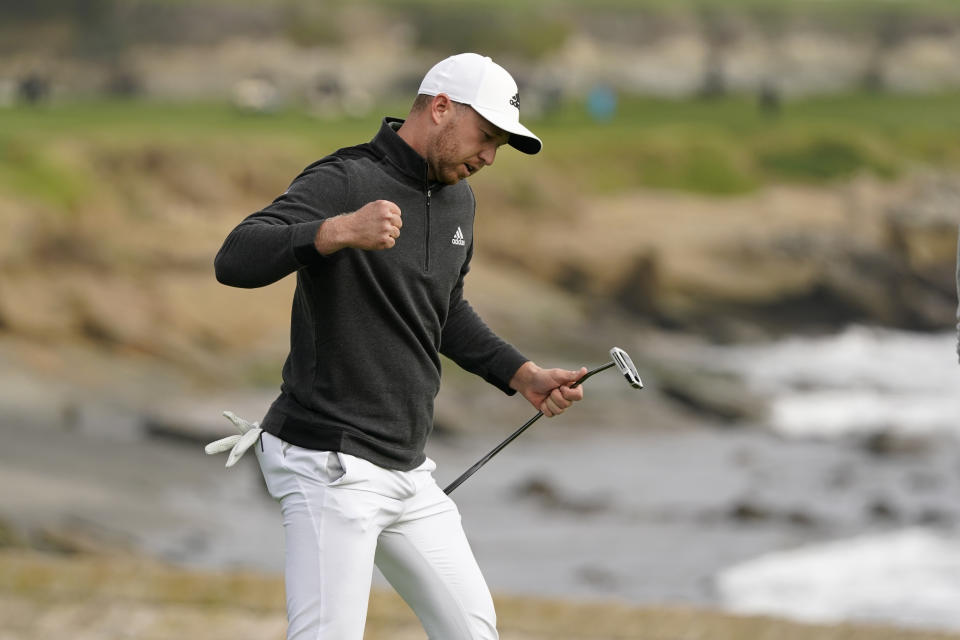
[18,73,49,104]
[587,85,617,122]
[306,74,345,117]
[105,67,142,98]
[758,79,781,117]
[699,56,726,98]
[540,83,563,117]
[233,77,280,114]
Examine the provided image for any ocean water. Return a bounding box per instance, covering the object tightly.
[705,326,960,631]
[705,326,960,439]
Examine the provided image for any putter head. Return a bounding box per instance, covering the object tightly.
[610,347,643,389]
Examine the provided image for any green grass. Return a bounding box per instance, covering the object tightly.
[537,92,960,194]
[0,99,384,144]
[0,100,388,208]
[0,139,93,211]
[2,91,960,201]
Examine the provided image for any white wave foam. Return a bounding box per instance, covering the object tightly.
[707,326,960,438]
[716,528,960,631]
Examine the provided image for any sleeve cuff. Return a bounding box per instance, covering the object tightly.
[487,349,530,396]
[291,220,325,266]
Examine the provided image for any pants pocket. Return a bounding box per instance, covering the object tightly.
[282,443,348,486]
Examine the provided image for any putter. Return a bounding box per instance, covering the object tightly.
[444,347,642,494]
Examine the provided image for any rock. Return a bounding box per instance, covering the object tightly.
[916,508,953,526]
[576,565,621,590]
[867,498,901,523]
[861,431,933,457]
[513,476,610,515]
[728,500,772,523]
[651,363,767,424]
[141,391,276,444]
[726,499,821,529]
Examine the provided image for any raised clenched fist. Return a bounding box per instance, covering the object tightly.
[314,200,403,255]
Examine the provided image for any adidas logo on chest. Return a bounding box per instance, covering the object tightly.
[451,226,466,246]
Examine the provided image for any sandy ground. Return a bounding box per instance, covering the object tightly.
[5,549,960,640]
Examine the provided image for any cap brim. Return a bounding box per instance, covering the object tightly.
[473,105,542,155]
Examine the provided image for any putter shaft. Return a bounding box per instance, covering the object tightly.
[443,361,614,495]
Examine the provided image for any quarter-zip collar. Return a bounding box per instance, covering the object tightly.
[372,117,434,188]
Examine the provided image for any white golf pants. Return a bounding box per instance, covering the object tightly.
[255,432,499,640]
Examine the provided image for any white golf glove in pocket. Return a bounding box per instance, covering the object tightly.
[204,410,263,468]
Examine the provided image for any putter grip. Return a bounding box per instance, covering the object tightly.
[570,361,615,388]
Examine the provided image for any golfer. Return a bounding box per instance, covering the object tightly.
[214,53,586,639]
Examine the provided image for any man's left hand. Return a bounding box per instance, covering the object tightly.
[509,362,587,417]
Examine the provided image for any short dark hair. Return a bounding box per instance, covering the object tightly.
[411,93,433,113]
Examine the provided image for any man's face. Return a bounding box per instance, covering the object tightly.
[427,104,510,185]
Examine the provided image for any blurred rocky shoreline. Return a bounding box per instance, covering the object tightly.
[5,2,960,108]
[2,166,957,393]
[480,172,959,342]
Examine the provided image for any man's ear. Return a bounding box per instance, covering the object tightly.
[430,93,453,124]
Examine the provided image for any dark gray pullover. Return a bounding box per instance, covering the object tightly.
[214,118,528,470]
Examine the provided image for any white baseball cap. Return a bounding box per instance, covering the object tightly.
[418,53,542,155]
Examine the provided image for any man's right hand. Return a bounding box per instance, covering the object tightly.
[314,200,403,255]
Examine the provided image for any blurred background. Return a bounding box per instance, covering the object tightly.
[1,0,959,638]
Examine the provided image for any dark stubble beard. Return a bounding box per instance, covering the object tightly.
[428,112,465,185]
